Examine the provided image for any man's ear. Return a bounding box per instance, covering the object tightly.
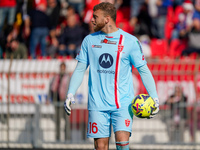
[105,16,109,24]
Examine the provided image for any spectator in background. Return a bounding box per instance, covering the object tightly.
[59,5,80,32]
[58,14,88,58]
[148,0,159,38]
[129,0,146,30]
[46,26,61,58]
[4,25,22,59]
[49,62,70,140]
[46,0,61,37]
[45,0,61,58]
[0,0,16,33]
[139,35,152,59]
[67,0,85,17]
[133,1,153,37]
[14,0,28,43]
[173,0,185,6]
[166,0,194,58]
[0,46,3,59]
[24,2,50,59]
[165,85,188,142]
[59,0,69,20]
[193,0,200,31]
[46,4,81,58]
[171,0,194,40]
[5,38,28,59]
[152,0,172,39]
[189,88,200,142]
[181,0,200,56]
[0,0,17,56]
[49,62,70,111]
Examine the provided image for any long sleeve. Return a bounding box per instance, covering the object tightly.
[67,61,88,95]
[137,64,158,98]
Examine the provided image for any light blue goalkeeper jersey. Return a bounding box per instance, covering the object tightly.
[76,29,146,111]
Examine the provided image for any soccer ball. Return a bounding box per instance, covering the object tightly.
[131,94,156,118]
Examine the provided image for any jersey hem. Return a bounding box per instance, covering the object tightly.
[88,104,130,111]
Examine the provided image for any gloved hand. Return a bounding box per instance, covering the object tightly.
[148,98,159,119]
[64,93,75,115]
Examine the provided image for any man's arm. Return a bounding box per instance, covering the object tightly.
[137,64,159,117]
[64,61,88,115]
[137,64,158,98]
[67,61,88,95]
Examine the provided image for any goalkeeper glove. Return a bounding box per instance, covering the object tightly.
[64,93,75,115]
[149,98,159,119]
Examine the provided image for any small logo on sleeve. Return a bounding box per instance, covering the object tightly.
[142,55,145,60]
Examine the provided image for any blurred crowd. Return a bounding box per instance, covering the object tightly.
[0,0,200,59]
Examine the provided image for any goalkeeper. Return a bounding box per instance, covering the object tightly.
[64,2,159,150]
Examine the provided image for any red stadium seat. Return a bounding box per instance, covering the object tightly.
[173,5,184,24]
[169,39,187,58]
[165,20,174,40]
[165,6,184,40]
[165,6,174,39]
[150,38,168,58]
[116,7,133,34]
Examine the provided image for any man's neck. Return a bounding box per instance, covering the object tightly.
[101,23,118,34]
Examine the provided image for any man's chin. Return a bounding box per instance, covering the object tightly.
[93,23,105,32]
[94,29,99,32]
[94,27,102,32]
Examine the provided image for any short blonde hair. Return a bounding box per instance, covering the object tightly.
[93,2,117,22]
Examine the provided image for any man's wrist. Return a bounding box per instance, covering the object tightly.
[67,93,74,98]
[153,98,159,107]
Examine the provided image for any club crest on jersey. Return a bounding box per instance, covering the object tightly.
[125,119,130,127]
[92,45,102,48]
[118,44,124,52]
[101,39,117,45]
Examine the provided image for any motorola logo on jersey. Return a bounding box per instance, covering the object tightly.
[99,53,113,68]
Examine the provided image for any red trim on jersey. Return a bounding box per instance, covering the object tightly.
[105,36,113,38]
[114,34,124,109]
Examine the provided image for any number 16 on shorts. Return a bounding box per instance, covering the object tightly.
[87,110,112,138]
[88,122,98,134]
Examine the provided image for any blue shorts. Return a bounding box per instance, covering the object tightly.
[87,105,133,138]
